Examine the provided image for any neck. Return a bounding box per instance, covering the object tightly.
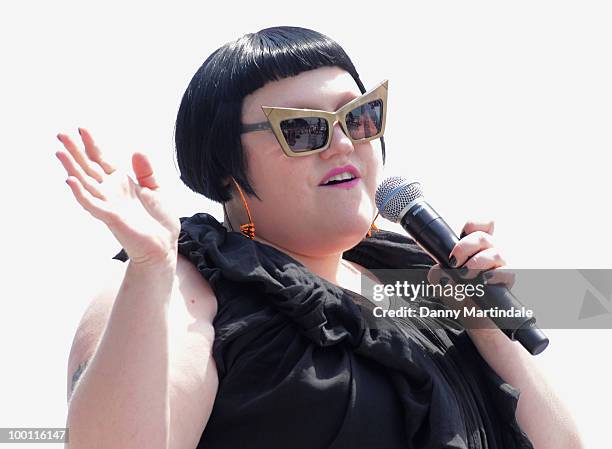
[263,236,348,284]
[221,216,351,285]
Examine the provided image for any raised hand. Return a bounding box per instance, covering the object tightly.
[55,128,181,267]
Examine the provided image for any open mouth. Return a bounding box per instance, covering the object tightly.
[320,171,359,186]
[321,173,357,186]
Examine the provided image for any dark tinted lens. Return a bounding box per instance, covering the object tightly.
[279,117,329,152]
[345,99,383,140]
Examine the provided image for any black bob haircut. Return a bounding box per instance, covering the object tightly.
[174,26,386,203]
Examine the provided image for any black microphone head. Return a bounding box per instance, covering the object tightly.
[375,176,424,223]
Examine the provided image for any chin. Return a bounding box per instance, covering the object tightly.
[325,220,371,249]
[285,223,368,257]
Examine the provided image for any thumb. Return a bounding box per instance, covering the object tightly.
[132,152,159,190]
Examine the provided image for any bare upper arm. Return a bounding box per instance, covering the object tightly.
[66,253,219,449]
[66,259,126,401]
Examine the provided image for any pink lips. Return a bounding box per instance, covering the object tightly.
[319,164,361,188]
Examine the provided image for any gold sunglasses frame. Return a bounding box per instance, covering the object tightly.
[240,79,388,157]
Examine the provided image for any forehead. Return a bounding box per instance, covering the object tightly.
[241,66,360,121]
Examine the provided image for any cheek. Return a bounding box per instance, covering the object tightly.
[258,171,309,203]
[251,165,317,238]
[363,142,384,194]
[247,149,315,208]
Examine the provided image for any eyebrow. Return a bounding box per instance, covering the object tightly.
[287,92,361,111]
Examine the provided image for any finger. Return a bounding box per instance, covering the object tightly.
[483,268,516,289]
[55,150,106,200]
[427,264,471,309]
[459,219,495,238]
[57,133,105,183]
[427,264,455,286]
[65,176,113,221]
[78,127,117,175]
[457,247,506,280]
[132,152,159,190]
[449,231,495,268]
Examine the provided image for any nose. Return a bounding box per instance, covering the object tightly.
[319,121,355,161]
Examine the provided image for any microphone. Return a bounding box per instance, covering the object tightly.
[375,176,549,355]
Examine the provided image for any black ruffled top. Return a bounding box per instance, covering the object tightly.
[112,212,534,449]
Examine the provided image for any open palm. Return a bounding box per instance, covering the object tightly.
[55,128,180,266]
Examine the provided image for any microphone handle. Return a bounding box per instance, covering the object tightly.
[399,200,549,355]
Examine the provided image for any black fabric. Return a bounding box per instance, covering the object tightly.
[112,212,534,449]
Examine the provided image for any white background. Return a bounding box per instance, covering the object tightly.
[1,1,610,448]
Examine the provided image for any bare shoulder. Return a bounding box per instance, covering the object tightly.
[171,253,218,325]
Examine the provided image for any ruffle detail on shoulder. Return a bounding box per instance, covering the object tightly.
[175,213,366,350]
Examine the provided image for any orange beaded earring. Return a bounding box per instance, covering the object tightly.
[366,212,380,238]
[230,177,256,239]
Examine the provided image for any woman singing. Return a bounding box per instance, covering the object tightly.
[57,26,583,449]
